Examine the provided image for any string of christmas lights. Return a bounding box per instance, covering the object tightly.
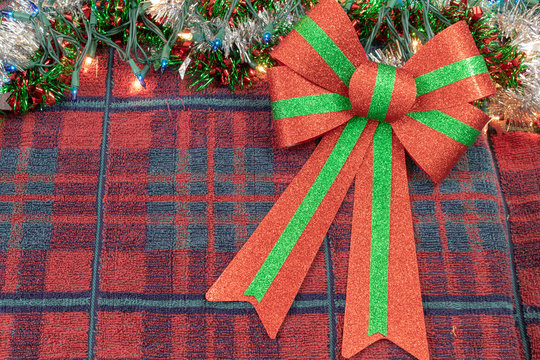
[0,0,538,131]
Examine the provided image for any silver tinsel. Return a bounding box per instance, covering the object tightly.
[43,0,87,14]
[497,4,540,94]
[1,0,40,91]
[223,19,258,61]
[0,18,40,72]
[490,2,540,127]
[11,0,36,13]
[0,63,10,85]
[221,11,279,62]
[368,42,406,67]
[488,88,540,128]
[145,0,193,27]
[184,3,297,63]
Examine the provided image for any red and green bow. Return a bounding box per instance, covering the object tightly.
[207,0,496,358]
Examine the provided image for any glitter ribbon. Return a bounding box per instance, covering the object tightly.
[206,0,496,358]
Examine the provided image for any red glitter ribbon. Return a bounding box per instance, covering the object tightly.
[207,0,496,358]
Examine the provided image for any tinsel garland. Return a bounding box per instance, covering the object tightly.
[0,0,538,132]
[488,2,540,131]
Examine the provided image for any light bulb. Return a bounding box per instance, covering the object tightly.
[212,38,222,51]
[263,32,271,44]
[71,88,78,102]
[27,0,38,16]
[257,64,267,73]
[1,10,13,18]
[178,32,193,41]
[411,39,421,53]
[489,115,500,122]
[160,59,168,73]
[136,74,146,89]
[132,78,143,91]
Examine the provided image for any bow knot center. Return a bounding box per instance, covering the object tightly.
[348,62,416,123]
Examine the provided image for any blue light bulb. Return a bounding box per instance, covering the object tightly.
[5,64,16,73]
[71,88,78,102]
[1,10,13,18]
[27,0,38,16]
[160,59,168,73]
[212,38,222,51]
[136,74,146,88]
[263,32,271,44]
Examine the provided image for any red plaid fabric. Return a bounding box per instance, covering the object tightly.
[0,51,109,359]
[0,50,532,359]
[490,132,540,360]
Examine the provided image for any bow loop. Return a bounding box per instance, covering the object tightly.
[404,21,496,111]
[272,0,366,96]
[392,103,489,182]
[268,66,356,148]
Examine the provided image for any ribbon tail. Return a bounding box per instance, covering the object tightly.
[207,118,378,338]
[342,125,429,359]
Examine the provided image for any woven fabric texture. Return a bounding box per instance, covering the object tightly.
[490,132,540,360]
[0,50,532,359]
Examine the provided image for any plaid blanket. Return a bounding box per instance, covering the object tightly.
[490,132,540,360]
[0,50,532,359]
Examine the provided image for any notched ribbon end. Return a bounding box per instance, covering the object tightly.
[342,337,430,360]
[341,333,383,359]
[260,317,280,339]
[253,300,286,339]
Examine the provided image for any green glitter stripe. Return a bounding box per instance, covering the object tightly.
[244,116,368,302]
[271,93,352,120]
[367,64,396,122]
[295,17,356,86]
[407,110,480,146]
[367,122,393,336]
[415,56,488,96]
